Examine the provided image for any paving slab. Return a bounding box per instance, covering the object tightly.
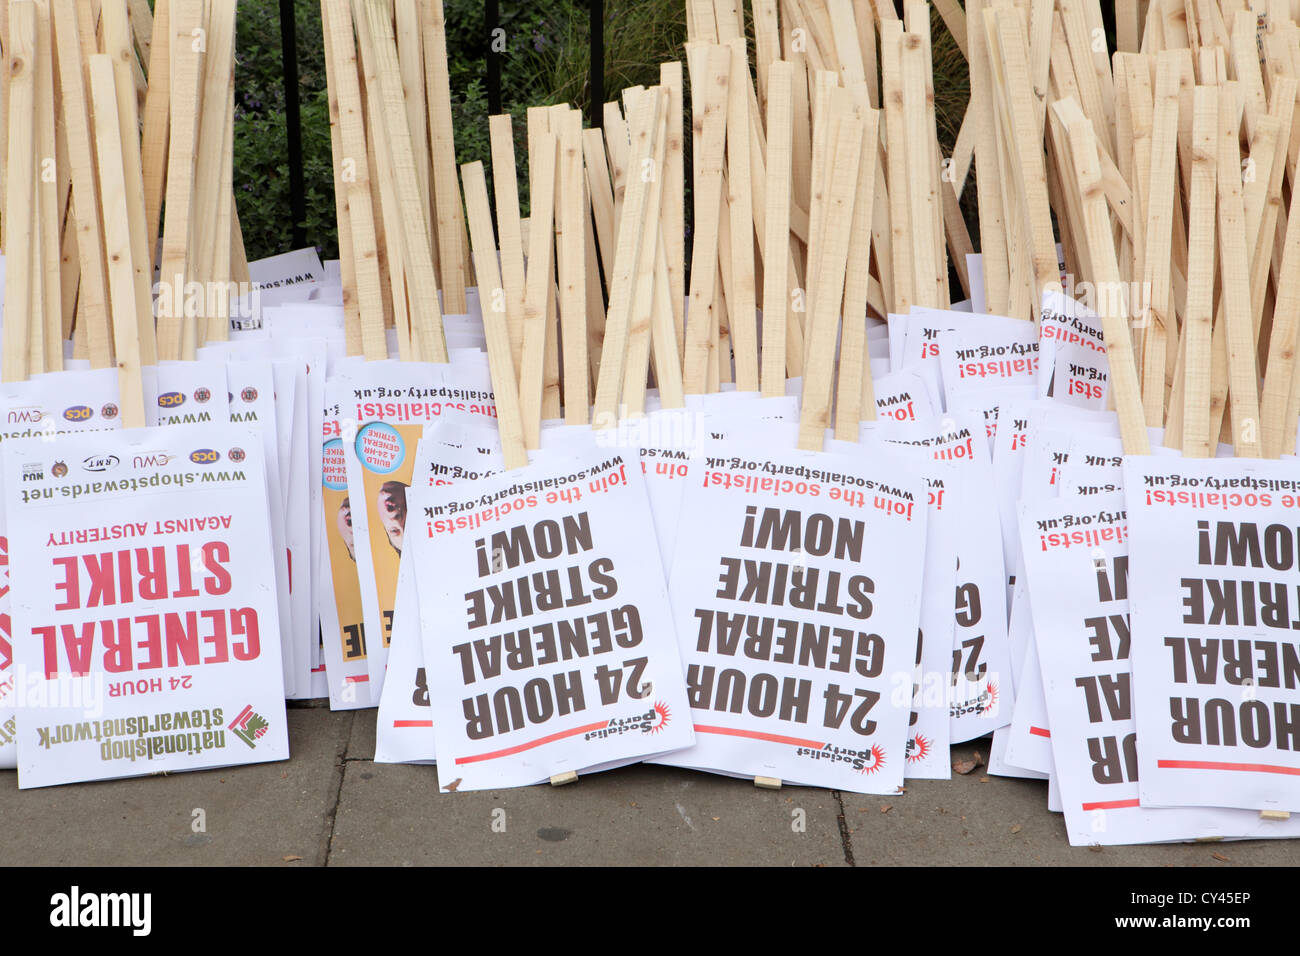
[841,741,1300,866]
[5,719,1300,865]
[0,707,352,866]
[347,707,377,761]
[329,758,850,866]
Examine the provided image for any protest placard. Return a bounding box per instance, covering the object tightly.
[374,419,505,764]
[653,441,928,793]
[333,363,497,696]
[1022,490,1300,843]
[409,440,694,789]
[1125,456,1300,813]
[3,424,288,788]
[0,370,123,768]
[879,413,1012,741]
[1037,291,1110,410]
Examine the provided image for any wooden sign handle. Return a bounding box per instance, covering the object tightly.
[461,161,529,470]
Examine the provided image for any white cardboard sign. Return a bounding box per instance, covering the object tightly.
[375,420,506,765]
[332,362,497,696]
[1038,291,1110,409]
[0,371,122,769]
[654,441,928,793]
[4,425,288,788]
[412,442,694,789]
[1125,456,1300,813]
[879,414,1013,741]
[1022,491,1300,843]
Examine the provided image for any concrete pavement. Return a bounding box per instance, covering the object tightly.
[0,703,1295,866]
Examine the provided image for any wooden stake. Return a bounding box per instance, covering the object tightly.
[52,0,114,368]
[34,0,62,373]
[519,131,557,447]
[1140,50,1182,425]
[835,93,880,437]
[1260,125,1300,457]
[321,0,362,356]
[650,232,686,408]
[798,90,863,452]
[461,161,529,470]
[583,126,618,291]
[89,55,147,428]
[901,26,943,307]
[187,0,236,356]
[488,114,528,373]
[356,0,409,354]
[594,89,661,425]
[395,0,434,244]
[880,21,914,313]
[622,92,669,417]
[154,0,203,362]
[421,0,468,312]
[988,4,1063,316]
[322,0,388,360]
[661,60,687,359]
[100,0,157,366]
[557,109,590,424]
[726,37,760,391]
[363,0,447,363]
[1215,87,1263,456]
[1060,107,1151,455]
[761,60,794,398]
[1177,87,1220,457]
[139,0,170,272]
[683,46,731,394]
[3,0,36,383]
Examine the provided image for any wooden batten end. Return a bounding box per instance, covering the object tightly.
[549,771,579,787]
[754,775,782,790]
[1259,810,1291,822]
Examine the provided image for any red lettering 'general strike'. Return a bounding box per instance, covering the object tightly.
[52,542,233,610]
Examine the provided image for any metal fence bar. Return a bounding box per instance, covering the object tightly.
[486,0,502,114]
[589,0,603,126]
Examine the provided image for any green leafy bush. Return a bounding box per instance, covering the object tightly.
[232,0,689,260]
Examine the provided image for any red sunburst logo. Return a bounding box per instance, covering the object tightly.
[649,701,671,734]
[907,734,931,763]
[982,681,1000,714]
[858,744,886,774]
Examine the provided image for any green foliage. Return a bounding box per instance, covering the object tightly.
[231,0,689,261]
[233,0,333,260]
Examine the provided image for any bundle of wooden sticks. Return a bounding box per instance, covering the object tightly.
[1,0,249,424]
[321,0,1300,468]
